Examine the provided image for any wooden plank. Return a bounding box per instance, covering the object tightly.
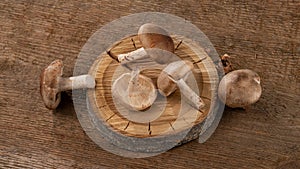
[0,0,299,168]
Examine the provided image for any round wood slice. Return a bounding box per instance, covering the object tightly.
[86,34,220,153]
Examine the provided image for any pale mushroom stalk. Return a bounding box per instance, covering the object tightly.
[129,68,140,82]
[169,76,205,110]
[40,59,96,110]
[58,75,95,91]
[117,47,148,64]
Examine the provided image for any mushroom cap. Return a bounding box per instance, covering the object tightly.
[112,72,157,111]
[138,23,175,64]
[157,71,177,96]
[218,69,262,108]
[40,59,63,109]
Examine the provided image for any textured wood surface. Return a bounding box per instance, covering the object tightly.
[89,35,213,138]
[0,0,299,168]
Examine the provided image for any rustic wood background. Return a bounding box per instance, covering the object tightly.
[1,0,299,168]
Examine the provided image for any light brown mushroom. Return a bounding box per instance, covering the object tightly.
[112,68,157,111]
[157,60,205,110]
[40,59,95,109]
[218,69,262,108]
[138,23,175,64]
[107,23,176,64]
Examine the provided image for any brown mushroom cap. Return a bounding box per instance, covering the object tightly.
[40,59,63,109]
[138,23,175,64]
[218,69,262,108]
[157,71,177,96]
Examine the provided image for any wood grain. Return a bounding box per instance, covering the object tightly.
[0,0,299,168]
[88,35,214,139]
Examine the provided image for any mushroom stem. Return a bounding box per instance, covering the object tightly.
[59,75,95,92]
[117,47,148,64]
[129,68,141,82]
[170,77,205,110]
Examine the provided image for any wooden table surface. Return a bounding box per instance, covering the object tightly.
[1,1,299,168]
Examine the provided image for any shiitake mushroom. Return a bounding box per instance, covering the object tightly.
[112,69,157,111]
[218,69,262,108]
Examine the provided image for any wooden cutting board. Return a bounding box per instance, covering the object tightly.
[86,34,220,152]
